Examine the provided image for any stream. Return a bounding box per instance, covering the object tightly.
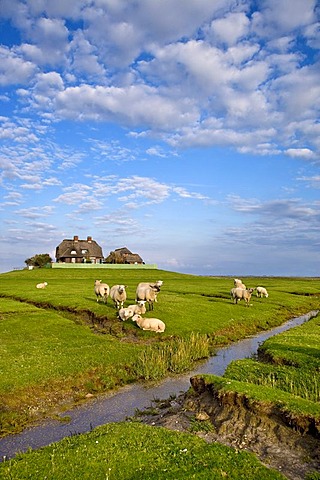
[0,310,318,461]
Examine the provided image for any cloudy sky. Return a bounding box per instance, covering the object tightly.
[0,0,319,276]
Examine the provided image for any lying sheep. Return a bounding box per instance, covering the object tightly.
[36,282,48,289]
[256,286,269,298]
[110,284,127,309]
[118,301,146,321]
[136,285,158,310]
[94,280,110,303]
[132,314,166,333]
[231,287,254,306]
[234,278,246,289]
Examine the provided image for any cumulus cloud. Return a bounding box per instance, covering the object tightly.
[0,46,36,86]
[1,0,319,275]
[285,148,316,159]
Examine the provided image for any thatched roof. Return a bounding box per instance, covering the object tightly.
[56,235,103,261]
[106,246,144,264]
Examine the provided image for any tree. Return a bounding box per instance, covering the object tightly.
[25,253,52,268]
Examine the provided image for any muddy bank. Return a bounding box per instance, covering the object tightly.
[137,378,320,480]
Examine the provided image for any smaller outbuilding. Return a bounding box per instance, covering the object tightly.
[105,247,144,264]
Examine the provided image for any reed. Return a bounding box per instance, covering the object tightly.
[255,371,320,402]
[133,332,210,381]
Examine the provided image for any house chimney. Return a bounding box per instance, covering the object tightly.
[73,235,79,242]
[87,236,92,243]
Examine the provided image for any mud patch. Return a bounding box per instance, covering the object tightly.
[136,379,320,480]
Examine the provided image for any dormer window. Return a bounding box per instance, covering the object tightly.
[71,250,77,255]
[82,249,88,254]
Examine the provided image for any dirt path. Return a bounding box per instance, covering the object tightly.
[135,385,320,480]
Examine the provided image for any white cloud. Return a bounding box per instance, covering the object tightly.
[0,46,36,86]
[209,12,250,46]
[55,84,197,128]
[285,148,315,159]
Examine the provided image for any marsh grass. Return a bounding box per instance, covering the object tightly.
[132,332,210,380]
[0,269,319,435]
[225,361,320,402]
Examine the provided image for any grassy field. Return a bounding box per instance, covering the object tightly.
[0,422,286,480]
[0,268,319,479]
[0,268,319,436]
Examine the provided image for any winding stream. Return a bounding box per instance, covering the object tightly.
[0,310,318,460]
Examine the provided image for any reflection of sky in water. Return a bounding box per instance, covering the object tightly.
[0,311,318,460]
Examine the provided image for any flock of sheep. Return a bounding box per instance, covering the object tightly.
[94,279,166,332]
[231,278,269,306]
[35,277,269,333]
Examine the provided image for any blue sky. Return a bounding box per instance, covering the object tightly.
[0,0,319,276]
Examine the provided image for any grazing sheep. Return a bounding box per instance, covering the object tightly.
[132,314,166,333]
[231,287,254,306]
[234,278,246,289]
[110,284,127,309]
[135,285,158,310]
[94,280,110,303]
[136,280,163,291]
[36,282,47,289]
[256,286,269,298]
[118,301,147,321]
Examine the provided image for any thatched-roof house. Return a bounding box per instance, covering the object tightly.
[55,235,104,264]
[105,247,144,264]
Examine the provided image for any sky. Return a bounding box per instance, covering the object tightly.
[0,0,319,277]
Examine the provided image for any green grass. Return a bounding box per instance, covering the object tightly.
[224,315,320,403]
[0,268,319,436]
[0,422,285,480]
[198,313,320,429]
[258,314,320,368]
[193,375,320,420]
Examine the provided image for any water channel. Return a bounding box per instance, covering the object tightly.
[1,310,318,460]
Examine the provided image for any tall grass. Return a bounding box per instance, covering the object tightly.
[133,332,210,381]
[225,361,320,403]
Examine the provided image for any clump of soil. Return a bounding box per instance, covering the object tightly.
[135,377,320,480]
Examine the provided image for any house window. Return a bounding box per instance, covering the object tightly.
[82,249,88,254]
[71,250,76,254]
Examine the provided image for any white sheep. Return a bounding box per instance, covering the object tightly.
[118,306,135,321]
[118,301,146,321]
[231,287,254,306]
[110,284,127,309]
[36,282,47,289]
[132,314,166,333]
[136,280,163,291]
[135,285,158,310]
[256,286,269,298]
[234,278,246,289]
[94,280,110,303]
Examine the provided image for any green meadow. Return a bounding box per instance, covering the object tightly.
[0,268,319,479]
[0,268,319,436]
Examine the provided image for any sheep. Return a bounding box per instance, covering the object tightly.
[256,286,269,298]
[132,314,166,333]
[135,285,158,310]
[94,280,110,303]
[234,278,246,289]
[36,282,47,289]
[118,301,147,321]
[110,284,127,309]
[136,280,163,291]
[118,306,135,321]
[231,287,254,306]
